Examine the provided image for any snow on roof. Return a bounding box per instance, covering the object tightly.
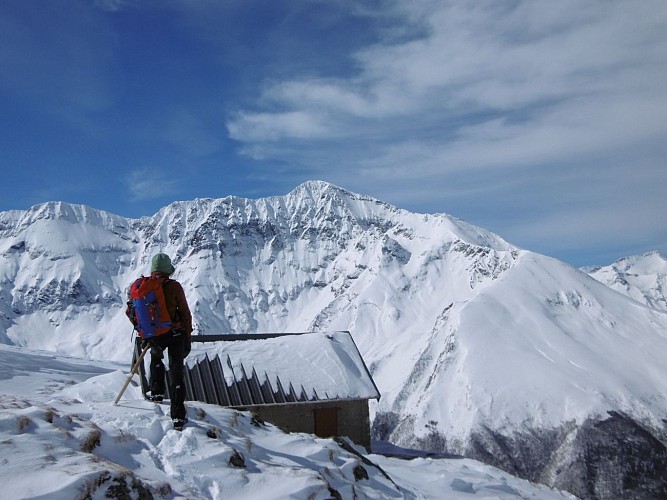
[183,331,381,406]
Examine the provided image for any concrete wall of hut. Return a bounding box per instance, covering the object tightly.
[239,400,372,451]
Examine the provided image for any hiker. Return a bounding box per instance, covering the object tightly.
[128,252,193,431]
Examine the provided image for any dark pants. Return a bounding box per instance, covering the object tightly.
[149,330,187,420]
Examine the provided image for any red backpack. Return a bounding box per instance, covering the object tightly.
[126,276,173,338]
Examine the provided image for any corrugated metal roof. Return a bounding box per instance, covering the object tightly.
[144,331,380,407]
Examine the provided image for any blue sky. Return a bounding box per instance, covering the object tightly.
[1,0,666,267]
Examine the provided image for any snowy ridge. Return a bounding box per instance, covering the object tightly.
[585,251,667,312]
[1,181,667,498]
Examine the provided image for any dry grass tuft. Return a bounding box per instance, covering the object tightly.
[18,416,32,433]
[81,429,102,453]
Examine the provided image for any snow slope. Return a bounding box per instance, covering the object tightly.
[0,343,573,499]
[383,251,667,445]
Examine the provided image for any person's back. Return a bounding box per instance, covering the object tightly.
[159,276,192,338]
[129,252,193,431]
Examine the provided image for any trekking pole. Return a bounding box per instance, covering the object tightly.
[114,343,150,405]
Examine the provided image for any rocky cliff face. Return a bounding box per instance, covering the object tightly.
[467,411,667,499]
[1,181,666,499]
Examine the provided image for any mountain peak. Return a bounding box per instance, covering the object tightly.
[586,249,667,311]
[291,179,340,194]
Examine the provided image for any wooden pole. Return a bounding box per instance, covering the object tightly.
[114,343,150,405]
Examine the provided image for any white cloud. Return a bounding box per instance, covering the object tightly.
[93,0,127,12]
[125,167,180,202]
[227,110,334,142]
[227,0,667,154]
[263,80,377,118]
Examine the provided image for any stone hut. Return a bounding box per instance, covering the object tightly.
[134,331,381,450]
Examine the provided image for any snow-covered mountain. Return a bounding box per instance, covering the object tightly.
[1,181,666,499]
[584,251,667,312]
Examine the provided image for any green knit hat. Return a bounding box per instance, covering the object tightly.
[151,253,175,275]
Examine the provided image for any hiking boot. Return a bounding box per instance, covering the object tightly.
[173,418,187,431]
[148,393,164,402]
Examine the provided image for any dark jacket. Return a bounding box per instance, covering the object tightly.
[152,272,193,336]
